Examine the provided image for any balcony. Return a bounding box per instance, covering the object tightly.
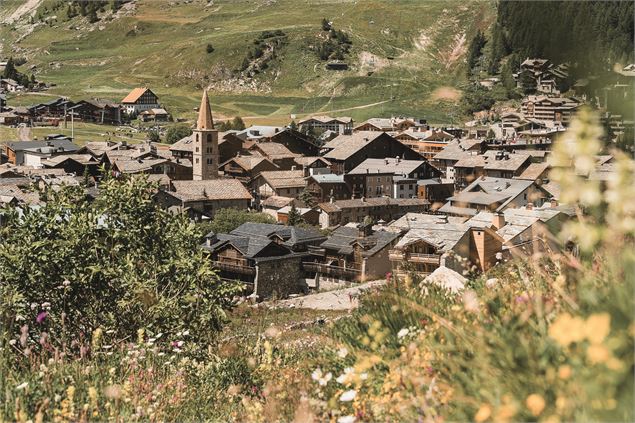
[389,250,440,265]
[212,260,256,276]
[303,262,361,280]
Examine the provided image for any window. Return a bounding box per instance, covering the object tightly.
[207,158,212,164]
[195,158,199,164]
[207,134,212,143]
[196,134,199,142]
[399,185,404,190]
[377,177,381,182]
[195,147,199,152]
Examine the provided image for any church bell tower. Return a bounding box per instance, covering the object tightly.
[192,90,219,180]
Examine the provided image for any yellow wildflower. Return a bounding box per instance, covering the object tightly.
[474,404,491,422]
[557,365,572,380]
[584,313,610,344]
[525,394,546,416]
[586,344,610,364]
[548,313,585,347]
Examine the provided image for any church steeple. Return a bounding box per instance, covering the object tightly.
[192,90,219,180]
[197,90,214,130]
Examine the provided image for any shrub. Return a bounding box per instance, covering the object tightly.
[198,208,275,236]
[0,175,241,355]
[165,124,192,144]
[206,43,214,54]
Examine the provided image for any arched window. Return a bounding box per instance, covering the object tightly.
[196,133,199,142]
[207,134,212,143]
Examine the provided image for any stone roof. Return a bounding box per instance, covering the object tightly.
[482,154,531,172]
[298,115,352,124]
[259,170,306,189]
[467,208,562,242]
[516,163,551,181]
[308,173,345,184]
[348,158,427,175]
[293,156,330,167]
[225,155,277,172]
[319,197,429,213]
[113,158,167,174]
[171,179,252,202]
[251,142,299,159]
[41,154,97,167]
[262,195,295,209]
[322,131,384,160]
[320,226,401,257]
[6,140,80,153]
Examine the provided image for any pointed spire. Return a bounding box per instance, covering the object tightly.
[197,90,214,130]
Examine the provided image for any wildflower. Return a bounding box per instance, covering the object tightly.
[474,404,491,422]
[30,303,37,310]
[548,313,585,347]
[92,328,103,350]
[485,278,498,288]
[41,302,51,310]
[462,290,479,312]
[88,387,98,404]
[339,389,357,402]
[337,347,348,358]
[526,394,546,416]
[584,313,610,344]
[36,311,48,324]
[586,344,610,364]
[15,382,28,390]
[557,365,572,380]
[62,279,71,287]
[397,328,409,339]
[311,368,332,386]
[336,367,355,385]
[264,326,281,338]
[8,339,16,346]
[337,416,356,423]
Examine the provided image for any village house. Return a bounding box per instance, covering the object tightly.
[439,176,550,217]
[202,223,327,299]
[454,151,533,190]
[344,157,440,199]
[170,131,243,164]
[253,169,306,198]
[139,108,170,123]
[305,223,402,284]
[431,139,486,181]
[261,195,296,218]
[276,205,320,226]
[220,155,279,183]
[387,213,503,277]
[466,206,568,259]
[317,197,430,229]
[68,99,122,124]
[321,131,424,174]
[521,95,580,125]
[41,154,101,177]
[111,157,192,180]
[416,178,455,206]
[0,93,6,112]
[121,88,160,115]
[298,115,353,135]
[305,173,350,203]
[248,142,300,170]
[4,140,81,166]
[293,156,331,176]
[267,129,321,156]
[156,179,253,219]
[0,78,24,93]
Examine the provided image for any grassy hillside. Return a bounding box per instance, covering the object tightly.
[0,0,495,125]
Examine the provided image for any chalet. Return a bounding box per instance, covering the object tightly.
[112,157,192,180]
[322,131,424,174]
[416,178,454,206]
[298,115,353,135]
[318,197,430,229]
[139,108,170,122]
[306,173,350,203]
[32,97,74,119]
[236,126,285,141]
[253,169,306,198]
[261,195,296,218]
[276,206,320,226]
[0,111,19,126]
[439,177,550,217]
[202,223,327,299]
[41,154,100,177]
[68,99,122,124]
[345,157,440,199]
[395,130,448,159]
[4,140,80,165]
[0,78,23,93]
[293,156,331,176]
[157,179,253,218]
[249,142,299,170]
[431,139,486,181]
[387,213,504,277]
[466,206,568,259]
[353,118,393,132]
[482,152,532,179]
[521,96,580,125]
[220,155,278,182]
[121,88,160,115]
[268,129,321,156]
[305,223,402,284]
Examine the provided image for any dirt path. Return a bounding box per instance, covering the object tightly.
[241,99,392,120]
[270,280,385,311]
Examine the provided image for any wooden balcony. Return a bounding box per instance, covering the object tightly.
[212,260,256,276]
[303,262,361,279]
[389,250,440,265]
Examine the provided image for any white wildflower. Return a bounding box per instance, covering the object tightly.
[338,416,356,423]
[397,328,410,339]
[15,382,28,390]
[8,339,16,346]
[311,368,332,386]
[336,367,355,385]
[339,389,357,402]
[337,347,348,358]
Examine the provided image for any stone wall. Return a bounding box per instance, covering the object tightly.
[254,256,303,300]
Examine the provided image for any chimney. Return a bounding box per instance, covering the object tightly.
[330,196,335,203]
[492,212,505,230]
[236,152,241,157]
[550,198,558,208]
[366,168,369,174]
[361,196,366,202]
[384,158,388,165]
[291,165,296,171]
[526,202,534,210]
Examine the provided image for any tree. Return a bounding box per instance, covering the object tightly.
[289,120,298,131]
[0,176,241,352]
[148,128,160,143]
[88,7,99,23]
[299,189,316,208]
[82,165,91,186]
[165,124,193,144]
[486,128,496,140]
[461,83,495,115]
[286,204,303,226]
[206,43,215,54]
[321,18,331,31]
[466,30,487,76]
[519,69,537,94]
[201,208,275,235]
[231,116,246,130]
[2,57,17,80]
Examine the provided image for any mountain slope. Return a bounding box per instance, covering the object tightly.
[0,0,495,124]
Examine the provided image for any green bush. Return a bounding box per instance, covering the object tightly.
[165,124,192,144]
[0,175,241,355]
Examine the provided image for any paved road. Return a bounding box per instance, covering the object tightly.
[272,280,385,311]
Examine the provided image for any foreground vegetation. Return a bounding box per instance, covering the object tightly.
[1,112,633,421]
